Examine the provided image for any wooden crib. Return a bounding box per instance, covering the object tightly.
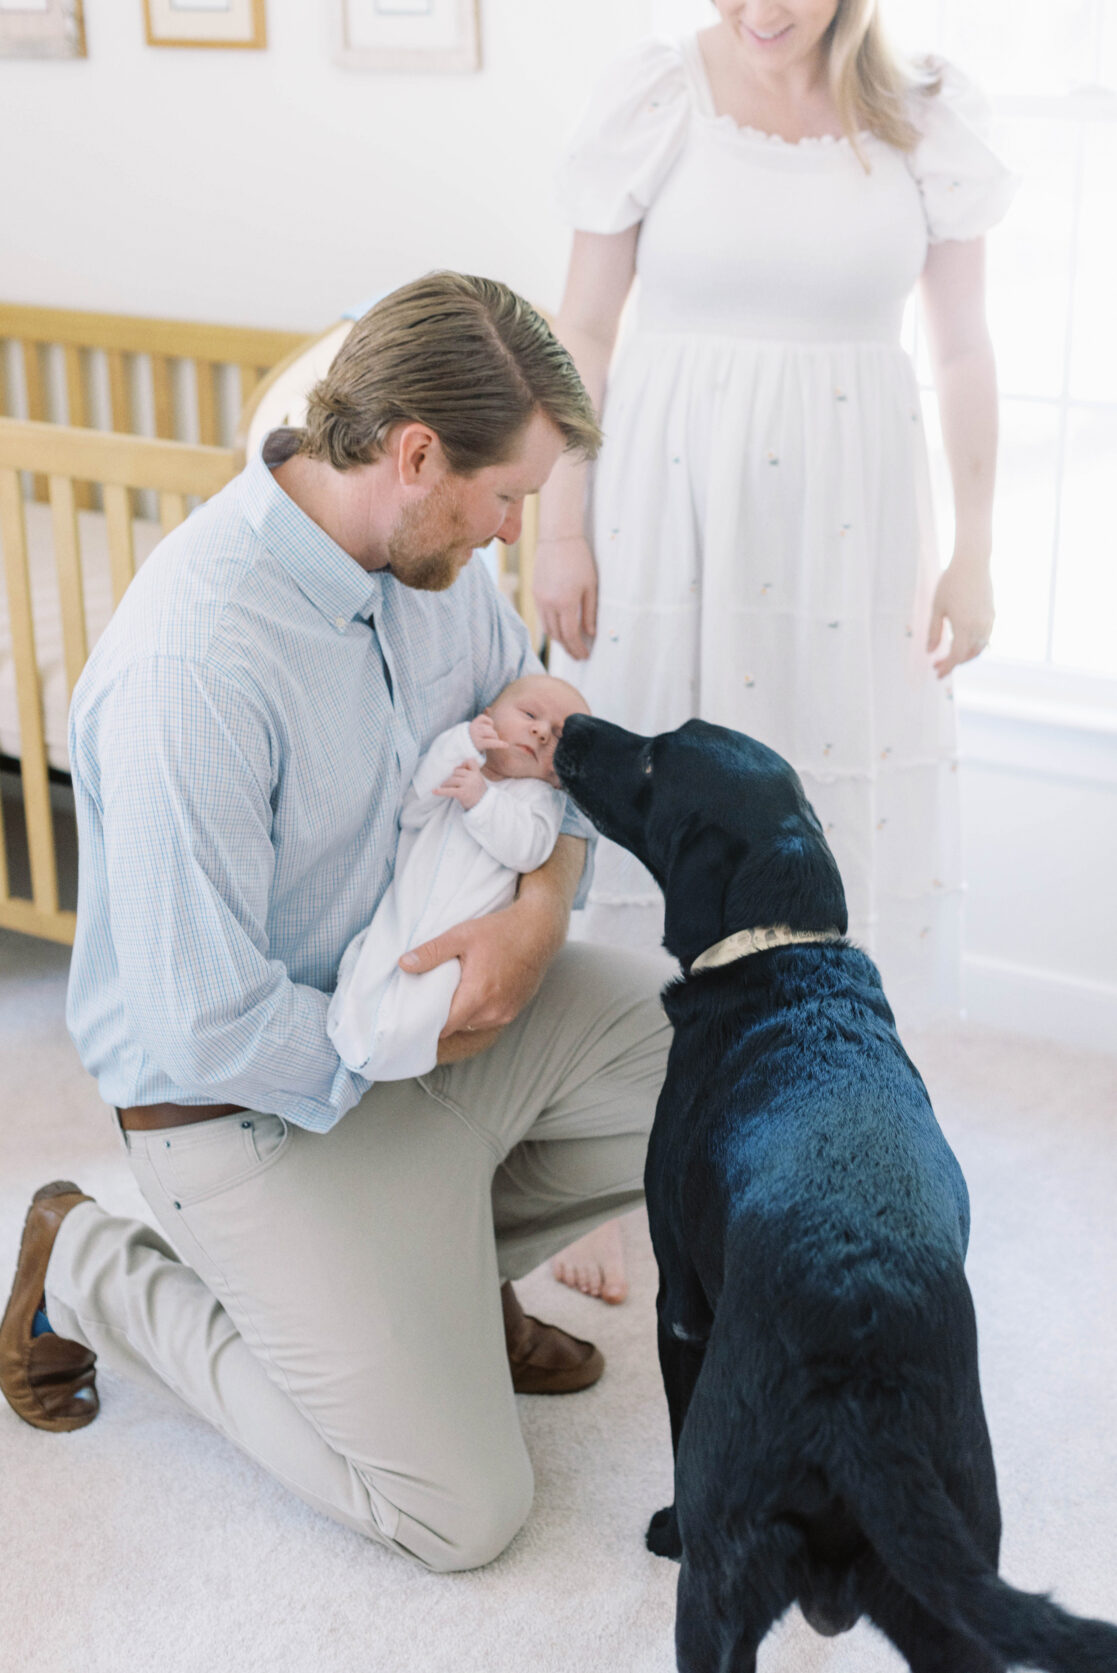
[0,304,306,945]
[0,303,547,948]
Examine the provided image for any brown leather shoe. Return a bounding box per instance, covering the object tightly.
[501,1280,604,1395]
[0,1182,99,1432]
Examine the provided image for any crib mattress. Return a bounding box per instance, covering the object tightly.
[0,500,161,772]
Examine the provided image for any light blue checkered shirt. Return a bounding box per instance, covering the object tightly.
[66,444,593,1132]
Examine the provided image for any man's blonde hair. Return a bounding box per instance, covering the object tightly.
[301,272,602,474]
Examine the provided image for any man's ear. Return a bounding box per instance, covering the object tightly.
[663,825,739,967]
[395,422,442,486]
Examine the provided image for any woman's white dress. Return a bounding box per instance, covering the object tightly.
[550,36,1016,1025]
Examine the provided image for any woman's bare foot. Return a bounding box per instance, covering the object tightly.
[551,1219,628,1304]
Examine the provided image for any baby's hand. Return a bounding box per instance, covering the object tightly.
[468,713,504,754]
[434,759,488,811]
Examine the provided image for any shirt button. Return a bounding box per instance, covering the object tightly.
[335,615,348,633]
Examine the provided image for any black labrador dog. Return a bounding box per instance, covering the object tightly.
[554,715,1117,1673]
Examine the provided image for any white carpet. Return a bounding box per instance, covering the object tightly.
[1,925,1115,1673]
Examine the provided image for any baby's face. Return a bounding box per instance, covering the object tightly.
[484,677,590,787]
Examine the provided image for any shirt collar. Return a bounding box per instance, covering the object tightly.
[239,439,385,626]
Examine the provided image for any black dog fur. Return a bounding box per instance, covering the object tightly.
[554,714,1117,1673]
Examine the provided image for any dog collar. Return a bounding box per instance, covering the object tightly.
[690,925,844,973]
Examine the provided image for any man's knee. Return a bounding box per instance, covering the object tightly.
[425,1469,534,1573]
[360,1454,534,1574]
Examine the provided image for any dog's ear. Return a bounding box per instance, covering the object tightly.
[662,824,741,965]
[724,822,848,937]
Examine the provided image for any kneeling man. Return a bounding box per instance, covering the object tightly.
[0,274,669,1572]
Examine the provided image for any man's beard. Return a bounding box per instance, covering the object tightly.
[386,480,472,594]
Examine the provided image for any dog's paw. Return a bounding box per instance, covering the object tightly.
[646,1504,682,1560]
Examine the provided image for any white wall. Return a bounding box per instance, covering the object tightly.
[0,0,657,330]
[958,692,1117,1049]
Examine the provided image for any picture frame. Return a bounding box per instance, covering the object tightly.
[337,0,480,75]
[143,0,266,50]
[0,0,86,60]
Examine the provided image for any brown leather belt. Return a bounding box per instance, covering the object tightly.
[117,1102,247,1132]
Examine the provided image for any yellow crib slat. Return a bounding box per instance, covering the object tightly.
[63,344,94,509]
[0,306,304,368]
[0,896,76,943]
[0,678,9,893]
[0,775,9,902]
[107,348,132,433]
[151,355,175,440]
[107,350,136,517]
[21,340,46,421]
[49,474,89,699]
[63,343,86,425]
[21,342,48,502]
[102,483,137,609]
[0,418,235,498]
[159,491,188,535]
[196,360,219,446]
[0,466,59,915]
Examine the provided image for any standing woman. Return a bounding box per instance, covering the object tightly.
[542,0,1016,1302]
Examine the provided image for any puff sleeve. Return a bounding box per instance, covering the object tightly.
[906,59,1019,243]
[555,38,691,233]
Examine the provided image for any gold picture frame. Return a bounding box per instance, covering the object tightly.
[337,0,480,75]
[143,0,266,50]
[0,0,86,60]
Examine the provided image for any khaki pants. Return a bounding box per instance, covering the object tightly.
[44,945,670,1572]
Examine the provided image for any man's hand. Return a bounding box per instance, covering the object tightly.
[399,834,586,1060]
[434,758,488,811]
[468,712,504,753]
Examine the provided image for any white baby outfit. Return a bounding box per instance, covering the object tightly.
[549,36,1016,1025]
[327,722,565,1080]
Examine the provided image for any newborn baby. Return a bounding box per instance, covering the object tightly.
[327,673,590,1080]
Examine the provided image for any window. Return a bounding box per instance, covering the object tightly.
[892,0,1117,682]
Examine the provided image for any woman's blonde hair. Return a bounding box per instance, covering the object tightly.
[824,0,941,164]
[302,272,602,474]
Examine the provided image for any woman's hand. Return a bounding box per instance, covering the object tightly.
[533,535,599,661]
[927,556,995,679]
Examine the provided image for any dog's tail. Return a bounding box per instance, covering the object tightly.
[833,1431,1117,1672]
